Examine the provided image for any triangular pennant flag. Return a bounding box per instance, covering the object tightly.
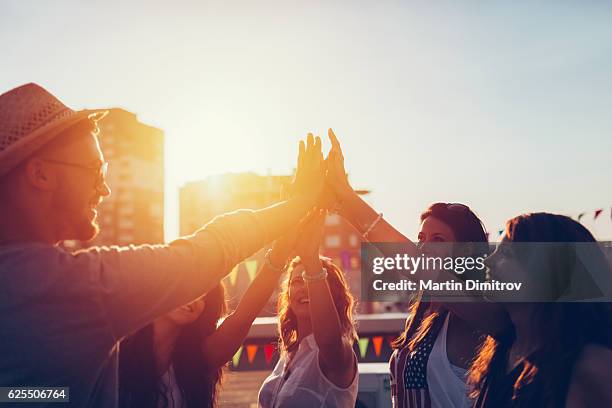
[498,229,504,237]
[594,209,603,220]
[577,213,585,221]
[358,337,369,359]
[245,260,258,282]
[340,251,351,270]
[264,344,275,365]
[372,336,383,357]
[232,346,243,367]
[246,344,258,363]
[228,264,240,286]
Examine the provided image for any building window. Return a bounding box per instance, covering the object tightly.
[325,213,341,226]
[325,235,341,248]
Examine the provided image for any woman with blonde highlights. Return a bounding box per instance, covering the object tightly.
[258,210,359,408]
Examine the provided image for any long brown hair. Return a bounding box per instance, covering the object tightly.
[392,202,489,352]
[277,256,358,357]
[120,283,228,408]
[468,213,612,407]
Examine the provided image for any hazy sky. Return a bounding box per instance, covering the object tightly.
[2,0,611,240]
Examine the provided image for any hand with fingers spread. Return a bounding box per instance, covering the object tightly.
[325,128,353,202]
[292,133,325,206]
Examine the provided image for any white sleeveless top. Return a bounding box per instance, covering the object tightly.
[427,314,470,408]
[159,364,185,408]
[258,334,359,408]
[390,314,470,408]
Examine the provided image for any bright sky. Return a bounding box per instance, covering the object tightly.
[2,0,611,240]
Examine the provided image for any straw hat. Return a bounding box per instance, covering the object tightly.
[0,83,108,177]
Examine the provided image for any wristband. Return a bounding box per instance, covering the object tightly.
[362,212,383,239]
[264,249,285,273]
[302,268,328,283]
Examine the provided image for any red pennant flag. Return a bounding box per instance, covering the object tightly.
[340,251,351,270]
[246,344,258,363]
[594,209,603,220]
[372,336,384,357]
[264,344,275,365]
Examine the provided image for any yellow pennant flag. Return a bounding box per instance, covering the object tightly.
[232,346,243,367]
[228,264,240,286]
[245,260,258,282]
[358,337,369,359]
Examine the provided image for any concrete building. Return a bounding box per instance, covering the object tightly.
[179,172,371,313]
[89,108,164,246]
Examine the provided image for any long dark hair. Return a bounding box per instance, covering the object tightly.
[468,213,612,407]
[392,202,489,352]
[120,284,228,408]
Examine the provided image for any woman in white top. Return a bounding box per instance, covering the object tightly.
[258,209,359,408]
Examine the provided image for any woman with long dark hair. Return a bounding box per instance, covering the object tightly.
[324,129,510,408]
[469,213,612,407]
[120,284,227,408]
[120,222,310,408]
[258,210,359,407]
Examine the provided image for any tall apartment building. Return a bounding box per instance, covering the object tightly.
[89,108,164,246]
[179,173,293,235]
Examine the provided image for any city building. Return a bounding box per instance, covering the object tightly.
[179,172,371,313]
[89,108,164,246]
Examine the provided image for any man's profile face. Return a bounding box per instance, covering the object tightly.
[47,133,111,242]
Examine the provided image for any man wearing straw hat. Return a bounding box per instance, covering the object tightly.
[0,83,324,407]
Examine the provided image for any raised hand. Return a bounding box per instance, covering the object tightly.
[295,209,326,263]
[326,128,353,198]
[292,133,325,205]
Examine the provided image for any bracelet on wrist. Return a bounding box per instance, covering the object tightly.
[362,212,383,239]
[301,268,328,283]
[264,249,285,273]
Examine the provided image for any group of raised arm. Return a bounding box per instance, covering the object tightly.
[1,81,610,408]
[120,129,612,408]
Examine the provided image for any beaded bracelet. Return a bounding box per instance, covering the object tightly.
[302,268,328,283]
[362,212,383,239]
[264,249,285,273]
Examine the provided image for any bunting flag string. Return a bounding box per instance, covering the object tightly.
[228,264,239,286]
[232,346,243,367]
[246,344,258,363]
[340,251,351,271]
[245,260,258,282]
[264,344,275,365]
[372,336,383,357]
[358,337,370,359]
[490,207,611,241]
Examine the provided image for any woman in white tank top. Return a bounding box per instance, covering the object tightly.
[322,130,511,408]
[258,210,359,408]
